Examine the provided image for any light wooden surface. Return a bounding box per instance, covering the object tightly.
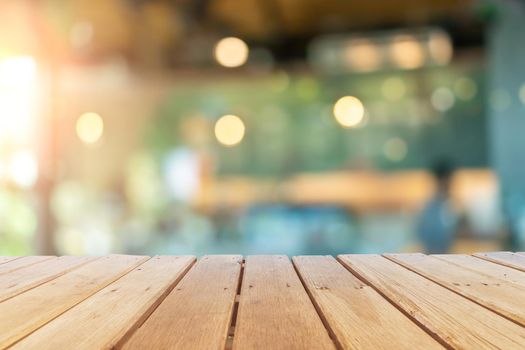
[0,256,20,265]
[292,255,442,350]
[0,256,95,303]
[1,252,525,349]
[0,255,147,348]
[0,256,54,276]
[124,255,242,350]
[233,255,334,350]
[474,251,525,272]
[385,253,525,325]
[434,253,525,286]
[339,254,525,349]
[12,256,195,350]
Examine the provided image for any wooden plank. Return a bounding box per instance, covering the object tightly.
[474,252,525,272]
[0,256,97,303]
[385,253,525,326]
[11,256,195,350]
[0,256,20,265]
[0,254,148,348]
[434,253,525,287]
[233,255,334,350]
[123,255,242,350]
[0,256,54,275]
[293,256,443,350]
[339,254,525,349]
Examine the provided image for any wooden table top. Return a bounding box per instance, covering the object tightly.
[1,252,525,349]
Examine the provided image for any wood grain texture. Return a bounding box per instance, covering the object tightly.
[433,254,525,287]
[233,255,335,350]
[0,256,20,265]
[0,256,96,303]
[474,252,525,272]
[0,256,54,275]
[385,253,525,326]
[123,255,242,350]
[293,255,442,350]
[12,256,195,350]
[0,255,148,348]
[339,254,525,349]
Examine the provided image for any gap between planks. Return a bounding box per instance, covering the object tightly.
[7,254,524,350]
[229,256,338,350]
[473,252,525,272]
[338,254,525,349]
[225,260,244,350]
[291,258,344,350]
[10,256,196,350]
[122,255,243,349]
[0,256,22,265]
[2,255,150,349]
[383,253,525,327]
[335,255,456,349]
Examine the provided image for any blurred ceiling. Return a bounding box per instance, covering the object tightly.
[0,0,487,65]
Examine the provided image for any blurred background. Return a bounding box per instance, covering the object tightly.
[0,0,524,256]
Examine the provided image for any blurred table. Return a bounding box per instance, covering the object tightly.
[1,252,525,349]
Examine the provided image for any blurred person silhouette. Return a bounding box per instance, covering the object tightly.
[418,159,458,253]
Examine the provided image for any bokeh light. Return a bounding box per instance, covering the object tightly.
[0,56,36,87]
[345,39,382,72]
[428,30,453,65]
[214,114,246,146]
[333,96,365,128]
[9,150,38,189]
[454,77,477,101]
[295,77,320,101]
[0,56,38,144]
[381,77,406,101]
[76,112,104,144]
[270,70,290,93]
[70,21,94,49]
[431,87,455,112]
[390,35,425,70]
[383,137,408,162]
[214,37,249,68]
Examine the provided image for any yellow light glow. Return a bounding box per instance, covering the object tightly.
[381,77,406,101]
[9,150,38,188]
[214,114,245,146]
[214,37,249,68]
[76,112,104,144]
[345,39,382,72]
[390,35,425,70]
[333,96,365,128]
[0,56,36,87]
[0,56,38,144]
[428,30,453,65]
